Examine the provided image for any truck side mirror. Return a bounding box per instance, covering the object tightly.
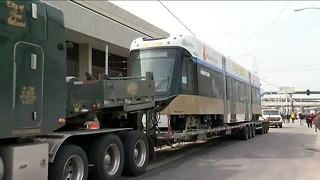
[66,42,74,49]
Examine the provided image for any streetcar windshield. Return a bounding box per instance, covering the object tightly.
[129,49,177,92]
[263,110,280,116]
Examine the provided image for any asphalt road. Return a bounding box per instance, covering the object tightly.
[124,122,320,180]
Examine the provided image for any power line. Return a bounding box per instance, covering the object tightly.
[158,1,196,36]
[252,2,291,52]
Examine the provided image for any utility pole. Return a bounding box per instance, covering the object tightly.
[290,93,294,113]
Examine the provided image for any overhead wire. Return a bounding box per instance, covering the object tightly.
[249,2,291,75]
[158,1,196,37]
[252,2,291,52]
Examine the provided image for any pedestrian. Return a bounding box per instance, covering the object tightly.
[306,114,311,128]
[281,114,286,123]
[300,113,305,125]
[307,113,315,128]
[314,114,320,132]
[291,113,296,123]
[312,113,320,132]
[286,114,290,123]
[297,113,302,125]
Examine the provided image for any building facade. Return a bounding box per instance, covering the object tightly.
[44,1,169,79]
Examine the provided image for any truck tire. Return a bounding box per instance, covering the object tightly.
[265,124,268,134]
[264,124,268,134]
[123,131,149,176]
[0,156,3,180]
[261,125,265,134]
[252,125,256,137]
[279,124,283,128]
[89,134,124,180]
[49,145,88,180]
[242,127,249,140]
[248,126,252,139]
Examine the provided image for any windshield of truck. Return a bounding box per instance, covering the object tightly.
[129,49,177,93]
[263,110,280,116]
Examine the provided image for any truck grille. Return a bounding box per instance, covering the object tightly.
[267,117,280,121]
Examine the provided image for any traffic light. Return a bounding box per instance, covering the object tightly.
[307,89,310,96]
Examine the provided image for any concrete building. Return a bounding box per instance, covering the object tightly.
[44,1,169,80]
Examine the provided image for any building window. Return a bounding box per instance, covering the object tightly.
[108,53,127,77]
[92,48,106,79]
[92,49,128,79]
[66,41,79,77]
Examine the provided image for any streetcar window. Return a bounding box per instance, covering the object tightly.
[129,49,177,93]
[252,87,261,104]
[181,54,196,94]
[198,66,223,98]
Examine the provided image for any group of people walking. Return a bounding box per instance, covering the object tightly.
[282,112,320,132]
[305,113,319,130]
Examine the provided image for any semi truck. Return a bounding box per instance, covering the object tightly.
[0,1,158,180]
[0,1,268,180]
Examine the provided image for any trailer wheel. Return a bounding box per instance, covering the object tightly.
[49,145,88,180]
[263,124,267,134]
[252,125,256,138]
[123,131,149,176]
[250,125,254,138]
[260,125,265,135]
[242,127,249,140]
[248,126,252,139]
[89,134,124,180]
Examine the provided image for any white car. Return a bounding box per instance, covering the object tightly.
[262,109,283,128]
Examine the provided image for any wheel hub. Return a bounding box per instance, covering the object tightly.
[63,155,84,180]
[104,154,111,167]
[134,148,139,161]
[104,144,120,176]
[134,139,147,168]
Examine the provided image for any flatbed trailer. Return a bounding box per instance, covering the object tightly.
[156,121,269,146]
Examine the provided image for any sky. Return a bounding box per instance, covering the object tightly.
[112,1,320,92]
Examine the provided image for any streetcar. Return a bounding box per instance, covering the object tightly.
[128,35,263,142]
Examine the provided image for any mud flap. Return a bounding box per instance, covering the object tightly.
[147,135,156,161]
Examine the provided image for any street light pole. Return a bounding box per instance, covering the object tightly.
[240,53,259,74]
[294,7,320,12]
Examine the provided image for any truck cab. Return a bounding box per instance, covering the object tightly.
[262,109,283,128]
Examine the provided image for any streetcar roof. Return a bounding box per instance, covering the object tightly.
[130,35,260,88]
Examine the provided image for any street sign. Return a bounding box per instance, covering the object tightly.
[278,87,295,94]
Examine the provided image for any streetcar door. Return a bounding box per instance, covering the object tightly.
[248,73,253,120]
[249,73,253,120]
[181,50,197,95]
[222,57,228,123]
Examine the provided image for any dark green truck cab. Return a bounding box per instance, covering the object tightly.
[0,0,67,138]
